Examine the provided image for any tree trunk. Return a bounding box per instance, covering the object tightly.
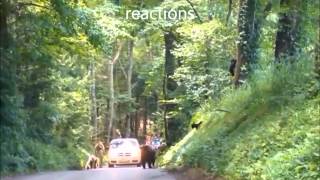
[143,96,147,137]
[226,0,232,24]
[23,72,40,108]
[0,0,9,49]
[0,0,16,126]
[315,14,320,80]
[234,0,258,86]
[126,40,134,137]
[162,74,169,142]
[162,31,176,143]
[164,31,176,76]
[90,60,97,141]
[107,62,115,143]
[134,105,139,138]
[274,0,300,60]
[107,42,123,143]
[316,42,320,80]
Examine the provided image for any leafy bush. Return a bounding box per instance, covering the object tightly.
[0,136,87,176]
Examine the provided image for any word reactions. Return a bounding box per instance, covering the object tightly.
[126,9,195,20]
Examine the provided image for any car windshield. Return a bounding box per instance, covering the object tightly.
[110,139,139,149]
[151,139,160,145]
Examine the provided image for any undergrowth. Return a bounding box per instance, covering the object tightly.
[159,60,320,180]
[0,136,91,176]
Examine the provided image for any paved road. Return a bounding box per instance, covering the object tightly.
[3,167,175,180]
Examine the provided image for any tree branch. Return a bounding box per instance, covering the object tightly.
[17,2,50,10]
[226,0,232,24]
[111,41,123,64]
[185,0,203,23]
[215,109,231,113]
[118,58,128,79]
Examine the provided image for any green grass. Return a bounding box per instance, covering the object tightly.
[159,60,320,180]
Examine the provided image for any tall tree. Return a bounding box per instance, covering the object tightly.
[0,0,9,49]
[234,0,259,86]
[90,60,97,141]
[107,41,123,143]
[126,39,134,137]
[274,0,301,60]
[163,31,176,143]
[0,0,16,131]
[315,12,320,81]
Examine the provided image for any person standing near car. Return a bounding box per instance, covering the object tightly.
[145,133,153,145]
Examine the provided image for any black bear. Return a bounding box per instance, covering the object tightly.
[191,121,202,129]
[84,155,100,170]
[229,58,236,76]
[140,145,156,169]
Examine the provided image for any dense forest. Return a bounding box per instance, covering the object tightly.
[1,0,319,179]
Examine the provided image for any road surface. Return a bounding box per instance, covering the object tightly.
[3,167,176,180]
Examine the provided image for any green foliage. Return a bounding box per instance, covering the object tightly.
[159,59,320,179]
[173,20,234,102]
[1,138,85,175]
[0,0,106,175]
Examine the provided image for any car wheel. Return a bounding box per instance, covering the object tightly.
[137,164,141,167]
[108,164,114,168]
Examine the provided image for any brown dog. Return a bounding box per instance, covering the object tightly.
[84,155,100,170]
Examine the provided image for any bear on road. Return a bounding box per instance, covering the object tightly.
[85,155,100,170]
[140,145,156,169]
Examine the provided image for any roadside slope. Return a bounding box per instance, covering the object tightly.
[159,61,320,180]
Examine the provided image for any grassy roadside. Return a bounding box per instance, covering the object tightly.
[159,60,320,180]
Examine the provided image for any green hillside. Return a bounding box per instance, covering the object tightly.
[159,60,320,180]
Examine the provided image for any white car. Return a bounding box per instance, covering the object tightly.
[108,138,141,167]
